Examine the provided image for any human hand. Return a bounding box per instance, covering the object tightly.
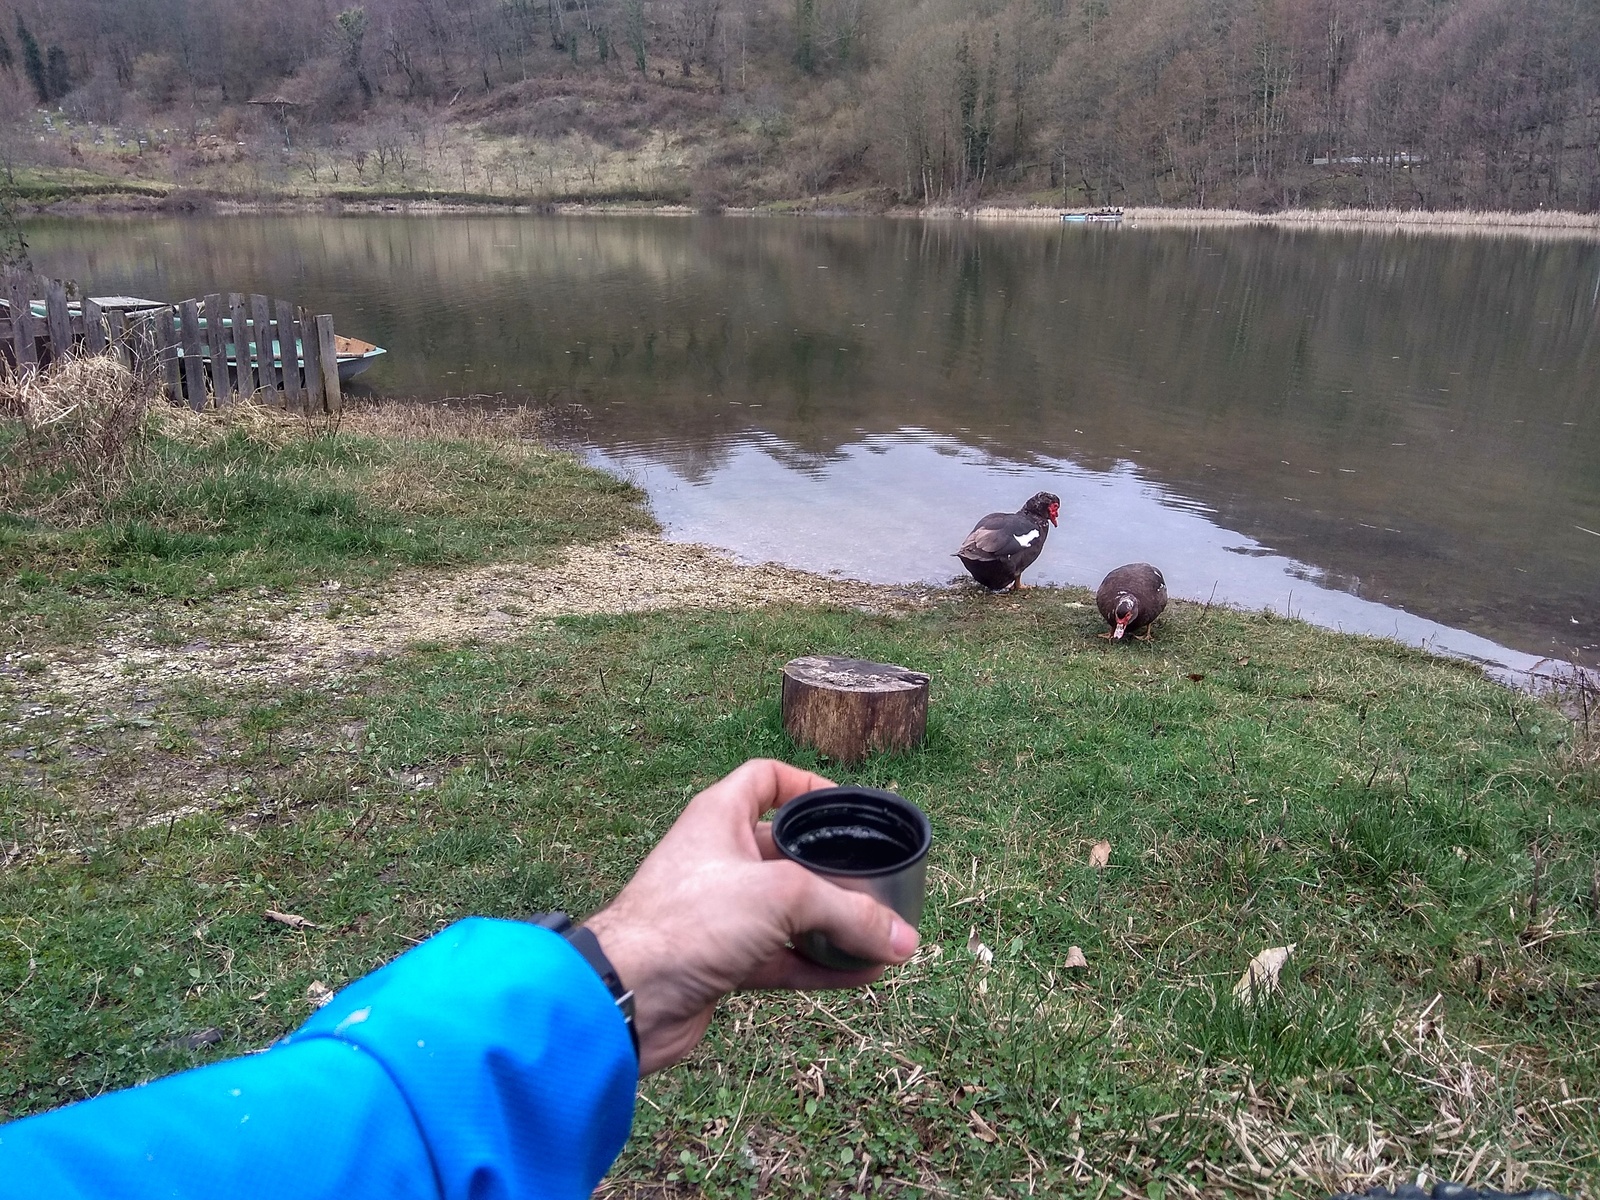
[581,759,922,1074]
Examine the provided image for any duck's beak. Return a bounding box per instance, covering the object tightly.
[1049,509,1059,527]
[1113,615,1130,639]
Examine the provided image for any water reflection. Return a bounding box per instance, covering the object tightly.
[590,431,1566,682]
[23,214,1600,672]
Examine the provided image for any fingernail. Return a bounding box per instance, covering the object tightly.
[889,918,920,959]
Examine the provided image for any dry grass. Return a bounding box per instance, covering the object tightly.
[333,397,554,445]
[146,392,306,447]
[1121,205,1600,240]
[1551,669,1600,773]
[147,392,556,449]
[0,356,157,521]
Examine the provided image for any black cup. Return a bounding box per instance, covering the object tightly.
[771,786,931,971]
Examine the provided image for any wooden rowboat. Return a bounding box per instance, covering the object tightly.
[330,334,386,381]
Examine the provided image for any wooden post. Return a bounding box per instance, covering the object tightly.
[178,300,207,409]
[228,293,253,398]
[106,308,128,365]
[124,311,147,377]
[300,308,325,413]
[275,299,303,411]
[314,314,341,413]
[203,293,231,405]
[44,280,74,365]
[6,276,36,368]
[153,312,182,399]
[82,298,107,356]
[125,311,151,380]
[250,294,279,397]
[780,656,930,765]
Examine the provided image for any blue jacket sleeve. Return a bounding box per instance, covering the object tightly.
[0,917,638,1200]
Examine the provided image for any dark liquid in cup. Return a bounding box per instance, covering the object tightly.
[774,789,928,876]
[788,824,908,871]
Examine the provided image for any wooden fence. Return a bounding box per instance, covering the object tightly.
[1,272,342,413]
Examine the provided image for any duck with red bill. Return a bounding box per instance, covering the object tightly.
[1096,562,1169,641]
[955,491,1061,592]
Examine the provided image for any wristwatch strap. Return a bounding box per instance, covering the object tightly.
[528,912,639,1060]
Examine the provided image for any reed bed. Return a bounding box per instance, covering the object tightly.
[1123,205,1600,239]
[953,203,1600,240]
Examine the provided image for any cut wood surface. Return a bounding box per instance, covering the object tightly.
[781,655,930,765]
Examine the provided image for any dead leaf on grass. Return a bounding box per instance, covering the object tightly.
[1064,945,1088,969]
[305,980,334,1008]
[265,910,317,930]
[1233,944,1296,1004]
[967,928,994,965]
[1088,840,1112,869]
[966,1108,1000,1143]
[795,1063,826,1101]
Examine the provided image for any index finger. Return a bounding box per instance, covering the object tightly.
[696,758,835,826]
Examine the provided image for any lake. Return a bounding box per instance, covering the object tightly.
[22,213,1600,678]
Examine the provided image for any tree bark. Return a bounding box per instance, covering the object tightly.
[781,656,930,765]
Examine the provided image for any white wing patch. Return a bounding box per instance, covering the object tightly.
[1013,530,1041,547]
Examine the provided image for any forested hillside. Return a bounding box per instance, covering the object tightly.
[2,0,1598,210]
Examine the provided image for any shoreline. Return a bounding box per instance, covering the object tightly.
[634,530,1598,704]
[20,187,1600,238]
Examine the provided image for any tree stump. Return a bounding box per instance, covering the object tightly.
[781,656,930,765]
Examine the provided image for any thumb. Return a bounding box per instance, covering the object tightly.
[781,863,921,966]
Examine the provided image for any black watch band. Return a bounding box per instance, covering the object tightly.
[528,912,639,1060]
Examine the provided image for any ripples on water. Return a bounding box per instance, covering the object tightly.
[25,214,1600,675]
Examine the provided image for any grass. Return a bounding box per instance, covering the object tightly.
[1,380,1596,1196]
[0,362,648,650]
[3,165,171,203]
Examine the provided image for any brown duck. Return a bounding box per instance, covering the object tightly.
[957,492,1060,591]
[1096,563,1168,640]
